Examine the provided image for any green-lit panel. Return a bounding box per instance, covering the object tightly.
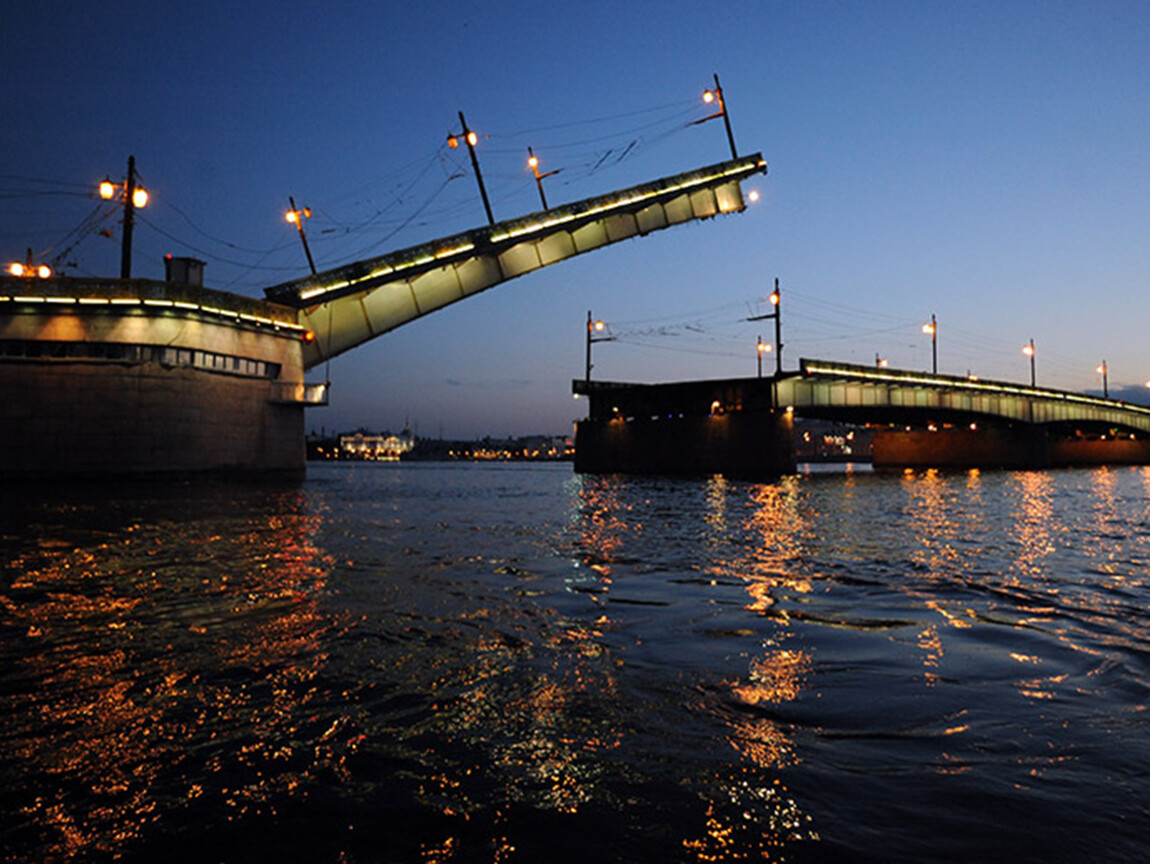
[571,220,609,252]
[604,213,639,242]
[327,294,376,356]
[358,281,415,336]
[663,194,694,225]
[498,241,543,278]
[689,189,719,219]
[715,181,745,214]
[456,255,503,296]
[408,265,465,313]
[537,232,577,266]
[636,203,669,234]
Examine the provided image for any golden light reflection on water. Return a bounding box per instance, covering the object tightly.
[566,475,820,857]
[2,490,337,861]
[1010,471,1056,580]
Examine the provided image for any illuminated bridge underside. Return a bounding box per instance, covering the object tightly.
[573,358,1150,475]
[265,155,766,370]
[786,360,1150,435]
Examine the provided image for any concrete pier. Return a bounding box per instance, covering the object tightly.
[0,277,324,478]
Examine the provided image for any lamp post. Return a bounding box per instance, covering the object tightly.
[99,155,148,279]
[7,248,52,279]
[922,314,937,374]
[1022,339,1036,387]
[448,111,494,225]
[585,311,614,383]
[1097,361,1109,399]
[692,73,738,159]
[286,196,318,275]
[875,354,889,368]
[527,147,560,210]
[746,277,783,375]
[757,335,773,378]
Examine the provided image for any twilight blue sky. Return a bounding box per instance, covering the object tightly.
[4,1,1150,437]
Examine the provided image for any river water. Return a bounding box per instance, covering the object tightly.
[2,462,1149,862]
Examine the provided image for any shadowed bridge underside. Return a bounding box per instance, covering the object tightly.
[265,155,766,370]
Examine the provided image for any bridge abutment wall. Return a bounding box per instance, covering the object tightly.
[575,411,795,478]
[0,278,315,478]
[0,363,305,478]
[573,378,795,478]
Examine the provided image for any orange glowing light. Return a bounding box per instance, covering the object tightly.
[302,330,316,342]
[37,264,52,278]
[99,178,116,199]
[769,291,780,306]
[593,320,605,333]
[8,262,25,276]
[922,322,935,335]
[703,90,716,104]
[1022,344,1035,357]
[527,154,538,169]
[285,211,298,223]
[466,131,478,147]
[447,135,459,149]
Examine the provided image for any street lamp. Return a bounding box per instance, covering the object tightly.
[585,311,615,383]
[98,155,148,278]
[692,73,738,159]
[7,248,52,279]
[527,147,561,210]
[1096,361,1109,399]
[875,354,889,368]
[757,335,773,378]
[285,196,317,275]
[746,277,783,375]
[1022,338,1036,387]
[447,111,494,225]
[922,314,937,374]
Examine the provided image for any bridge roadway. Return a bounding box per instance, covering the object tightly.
[265,154,767,369]
[572,358,1150,475]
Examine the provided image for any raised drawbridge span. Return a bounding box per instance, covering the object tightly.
[265,155,766,369]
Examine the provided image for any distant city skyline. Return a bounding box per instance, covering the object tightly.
[5,1,1150,437]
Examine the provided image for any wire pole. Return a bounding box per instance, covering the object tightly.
[120,155,137,279]
[458,111,494,225]
[288,196,318,275]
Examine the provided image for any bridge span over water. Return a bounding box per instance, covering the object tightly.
[266,155,766,369]
[2,154,766,477]
[573,359,1150,476]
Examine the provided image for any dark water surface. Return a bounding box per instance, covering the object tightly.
[3,462,1149,862]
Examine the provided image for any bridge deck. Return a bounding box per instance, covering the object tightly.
[573,358,1150,435]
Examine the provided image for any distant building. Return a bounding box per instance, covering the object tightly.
[339,427,415,460]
